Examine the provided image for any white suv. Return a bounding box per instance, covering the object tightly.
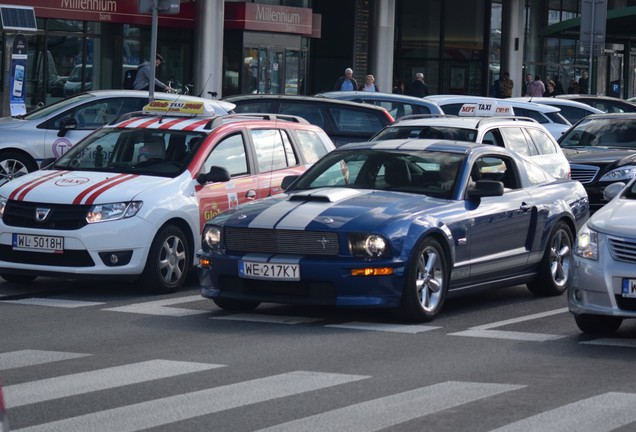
[371,111,570,179]
[426,95,572,139]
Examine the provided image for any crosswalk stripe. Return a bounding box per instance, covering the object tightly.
[103,295,208,316]
[5,360,224,408]
[325,322,440,334]
[489,392,636,432]
[255,381,525,432]
[449,329,564,342]
[1,298,104,308]
[212,313,322,324]
[0,350,90,371]
[13,371,369,432]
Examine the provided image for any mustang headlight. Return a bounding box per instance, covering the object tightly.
[202,226,222,251]
[349,233,390,258]
[574,225,598,260]
[599,165,636,182]
[86,201,142,223]
[0,195,7,218]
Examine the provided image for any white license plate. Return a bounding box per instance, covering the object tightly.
[239,261,299,281]
[622,278,636,298]
[12,233,64,253]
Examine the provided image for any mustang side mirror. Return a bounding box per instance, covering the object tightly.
[281,175,299,190]
[466,180,504,199]
[196,166,231,185]
[57,118,77,137]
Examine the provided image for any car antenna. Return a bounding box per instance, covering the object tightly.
[197,73,213,98]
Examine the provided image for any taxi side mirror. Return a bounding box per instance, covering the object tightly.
[58,118,77,137]
[197,166,231,185]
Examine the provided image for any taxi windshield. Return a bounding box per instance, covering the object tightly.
[52,127,206,177]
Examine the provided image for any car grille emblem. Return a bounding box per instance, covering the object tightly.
[35,208,51,222]
[317,237,330,250]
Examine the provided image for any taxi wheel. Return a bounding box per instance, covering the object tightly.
[0,274,37,283]
[527,221,573,296]
[140,225,191,294]
[0,151,38,187]
[395,237,448,323]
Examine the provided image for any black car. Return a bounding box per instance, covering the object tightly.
[224,94,394,146]
[558,113,636,211]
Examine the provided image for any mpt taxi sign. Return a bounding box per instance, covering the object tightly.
[459,102,515,117]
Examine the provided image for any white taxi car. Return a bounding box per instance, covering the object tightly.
[371,102,571,179]
[426,95,572,138]
[0,90,235,186]
[0,100,335,292]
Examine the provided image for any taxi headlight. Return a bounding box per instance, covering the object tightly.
[86,201,143,223]
[599,165,636,182]
[0,195,7,218]
[349,233,390,258]
[202,226,222,251]
[574,225,598,260]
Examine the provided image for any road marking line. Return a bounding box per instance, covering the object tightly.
[490,392,636,432]
[470,308,569,330]
[0,350,90,371]
[326,322,440,334]
[103,295,207,316]
[1,298,104,308]
[212,313,321,324]
[13,371,369,432]
[450,329,565,342]
[5,359,224,408]
[581,338,636,348]
[255,381,525,432]
[448,307,568,341]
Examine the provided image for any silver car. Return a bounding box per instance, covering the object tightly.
[569,179,636,334]
[0,90,235,186]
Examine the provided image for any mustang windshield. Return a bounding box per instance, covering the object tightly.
[291,149,465,198]
[53,127,206,177]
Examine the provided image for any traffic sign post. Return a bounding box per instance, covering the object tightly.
[579,0,607,93]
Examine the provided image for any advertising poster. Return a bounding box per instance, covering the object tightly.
[10,34,28,116]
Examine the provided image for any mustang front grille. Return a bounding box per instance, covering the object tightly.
[609,236,636,264]
[569,164,599,184]
[224,227,340,255]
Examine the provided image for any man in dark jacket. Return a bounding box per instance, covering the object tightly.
[333,68,358,91]
[408,72,429,97]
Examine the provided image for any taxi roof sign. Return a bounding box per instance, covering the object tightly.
[142,100,209,116]
[458,101,515,117]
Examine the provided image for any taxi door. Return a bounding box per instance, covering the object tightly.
[196,132,260,231]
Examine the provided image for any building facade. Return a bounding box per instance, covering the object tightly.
[1,0,635,117]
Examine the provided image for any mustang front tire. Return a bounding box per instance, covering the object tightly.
[527,221,573,296]
[140,225,191,293]
[396,237,448,322]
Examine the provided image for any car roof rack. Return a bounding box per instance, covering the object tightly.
[395,114,458,123]
[211,113,309,125]
[475,116,538,127]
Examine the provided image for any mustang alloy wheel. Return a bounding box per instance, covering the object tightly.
[527,221,573,296]
[140,225,191,293]
[396,237,448,322]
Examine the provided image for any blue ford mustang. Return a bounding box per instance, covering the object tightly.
[197,139,589,322]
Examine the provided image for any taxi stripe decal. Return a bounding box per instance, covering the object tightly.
[71,174,136,205]
[183,119,211,131]
[10,171,71,201]
[158,118,189,129]
[82,174,139,205]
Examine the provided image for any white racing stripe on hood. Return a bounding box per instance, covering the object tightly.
[249,188,368,230]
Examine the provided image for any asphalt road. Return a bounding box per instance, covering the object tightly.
[2,276,636,432]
